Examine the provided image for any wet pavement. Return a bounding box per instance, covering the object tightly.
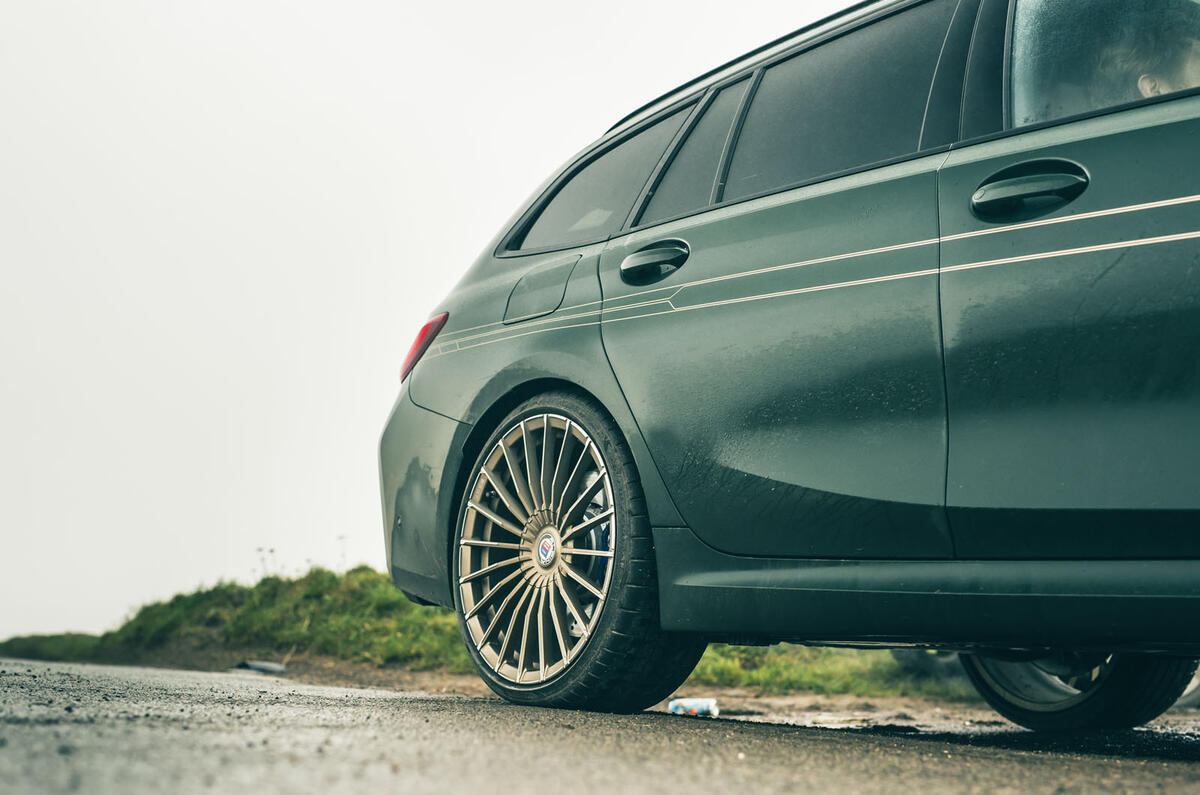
[3,658,1200,794]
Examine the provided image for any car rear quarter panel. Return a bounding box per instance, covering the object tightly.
[407,245,686,535]
[379,383,470,605]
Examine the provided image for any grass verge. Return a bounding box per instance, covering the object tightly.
[0,566,972,699]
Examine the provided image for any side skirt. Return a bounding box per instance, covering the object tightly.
[654,527,1200,653]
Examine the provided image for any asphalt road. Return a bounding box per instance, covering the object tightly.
[4,659,1200,794]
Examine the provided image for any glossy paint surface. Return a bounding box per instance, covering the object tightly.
[599,155,952,559]
[502,253,581,323]
[939,96,1200,558]
[652,526,1200,651]
[390,240,686,606]
[378,384,468,604]
[378,0,1200,645]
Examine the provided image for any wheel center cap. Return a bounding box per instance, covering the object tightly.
[535,531,557,568]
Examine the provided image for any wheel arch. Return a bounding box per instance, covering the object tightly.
[441,372,684,603]
[445,377,584,587]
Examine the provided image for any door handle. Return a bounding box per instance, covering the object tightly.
[619,239,690,285]
[970,160,1089,223]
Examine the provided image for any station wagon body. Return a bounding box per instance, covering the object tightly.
[380,0,1200,730]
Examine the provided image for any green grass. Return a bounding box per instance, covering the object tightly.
[1,566,471,673]
[0,566,970,698]
[0,632,103,663]
[691,644,974,698]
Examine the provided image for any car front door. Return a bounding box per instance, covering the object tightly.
[599,0,965,559]
[938,0,1200,558]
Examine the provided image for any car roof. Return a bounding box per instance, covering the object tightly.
[605,0,902,136]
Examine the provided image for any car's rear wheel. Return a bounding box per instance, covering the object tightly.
[961,651,1197,732]
[453,390,706,712]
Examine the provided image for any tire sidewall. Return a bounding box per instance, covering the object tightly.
[961,653,1196,731]
[960,654,1104,731]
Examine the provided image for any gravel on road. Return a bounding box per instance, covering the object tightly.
[3,659,1200,794]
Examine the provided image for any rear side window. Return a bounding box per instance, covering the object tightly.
[723,0,956,202]
[518,109,688,251]
[1011,0,1200,128]
[638,79,750,226]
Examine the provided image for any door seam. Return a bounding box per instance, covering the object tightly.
[934,153,958,559]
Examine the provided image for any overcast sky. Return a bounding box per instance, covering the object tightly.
[0,0,848,638]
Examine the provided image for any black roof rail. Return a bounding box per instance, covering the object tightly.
[606,0,886,134]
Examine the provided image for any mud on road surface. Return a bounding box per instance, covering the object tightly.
[4,659,1200,794]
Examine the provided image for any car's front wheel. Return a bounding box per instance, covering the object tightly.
[961,651,1197,732]
[453,390,706,712]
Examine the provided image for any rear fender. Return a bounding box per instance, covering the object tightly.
[420,345,686,537]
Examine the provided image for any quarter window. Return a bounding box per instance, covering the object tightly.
[639,79,750,226]
[1011,0,1200,128]
[518,109,688,251]
[723,0,955,202]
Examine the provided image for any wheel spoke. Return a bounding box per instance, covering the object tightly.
[548,420,573,515]
[521,420,544,510]
[458,555,522,584]
[536,588,547,681]
[481,467,529,526]
[561,560,604,601]
[516,585,539,680]
[560,547,614,558]
[460,539,523,550]
[554,439,592,518]
[465,567,525,620]
[541,416,555,514]
[478,575,531,648]
[555,576,589,639]
[501,438,536,519]
[494,584,533,672]
[559,507,615,544]
[548,584,569,664]
[561,471,607,529]
[467,501,523,538]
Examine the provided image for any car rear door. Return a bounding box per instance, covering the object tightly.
[937,0,1200,558]
[598,0,969,559]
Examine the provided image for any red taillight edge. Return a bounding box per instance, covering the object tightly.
[401,312,449,383]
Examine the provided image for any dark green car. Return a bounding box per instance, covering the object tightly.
[379,0,1200,731]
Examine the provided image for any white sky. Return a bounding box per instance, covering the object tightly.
[0,0,847,638]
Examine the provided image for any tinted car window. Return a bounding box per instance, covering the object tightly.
[639,79,750,226]
[723,0,955,202]
[519,109,688,250]
[1011,0,1200,128]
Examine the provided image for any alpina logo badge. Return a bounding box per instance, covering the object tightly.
[537,534,556,567]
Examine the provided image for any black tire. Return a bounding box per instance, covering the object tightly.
[961,652,1198,732]
[452,390,707,713]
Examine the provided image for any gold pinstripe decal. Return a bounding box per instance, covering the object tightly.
[428,228,1200,359]
[435,193,1200,345]
[941,229,1200,275]
[426,195,1200,359]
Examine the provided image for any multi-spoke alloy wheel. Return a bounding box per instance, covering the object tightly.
[962,652,1198,732]
[458,413,614,684]
[452,391,707,712]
